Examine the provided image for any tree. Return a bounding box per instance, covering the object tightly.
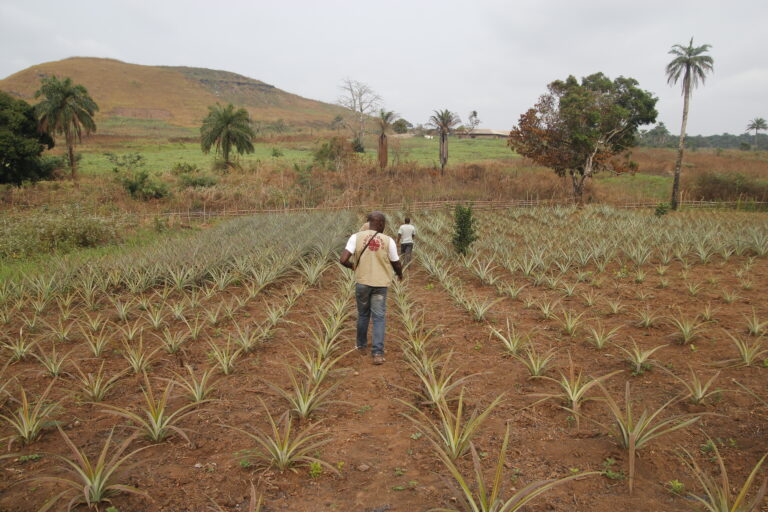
[452,204,478,255]
[746,117,767,150]
[429,109,461,175]
[666,38,714,210]
[337,78,381,152]
[330,114,344,132]
[467,110,481,134]
[392,119,412,134]
[509,73,657,203]
[0,92,55,185]
[34,75,98,179]
[200,103,256,167]
[376,110,397,171]
[639,122,673,147]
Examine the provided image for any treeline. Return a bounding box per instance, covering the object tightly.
[638,122,768,150]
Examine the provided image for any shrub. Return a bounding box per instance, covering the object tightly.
[655,202,669,216]
[351,137,365,153]
[117,169,169,200]
[452,204,478,255]
[692,171,768,201]
[178,173,217,188]
[313,137,355,171]
[170,162,201,176]
[0,206,123,259]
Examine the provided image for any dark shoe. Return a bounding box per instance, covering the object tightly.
[372,354,386,365]
[357,346,368,356]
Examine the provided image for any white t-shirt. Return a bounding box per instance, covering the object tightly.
[345,233,400,262]
[398,224,416,244]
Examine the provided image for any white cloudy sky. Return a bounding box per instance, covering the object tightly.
[1,0,765,135]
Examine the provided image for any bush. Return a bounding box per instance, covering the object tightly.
[178,173,217,188]
[654,202,669,216]
[452,204,478,255]
[0,207,123,259]
[313,137,355,171]
[117,169,169,200]
[170,162,201,176]
[351,137,365,153]
[0,92,55,185]
[692,171,768,201]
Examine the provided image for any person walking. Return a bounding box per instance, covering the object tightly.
[340,211,403,365]
[397,217,416,267]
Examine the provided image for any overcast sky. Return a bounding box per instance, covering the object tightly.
[1,0,765,135]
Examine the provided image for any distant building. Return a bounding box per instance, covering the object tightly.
[459,129,508,139]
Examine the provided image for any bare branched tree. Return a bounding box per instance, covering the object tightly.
[337,78,381,150]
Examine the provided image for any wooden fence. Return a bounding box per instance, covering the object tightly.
[139,198,768,222]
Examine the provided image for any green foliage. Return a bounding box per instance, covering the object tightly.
[452,204,478,255]
[271,147,284,158]
[34,75,98,176]
[104,152,145,173]
[200,103,256,165]
[0,206,123,259]
[510,72,657,200]
[116,169,169,200]
[351,136,365,153]
[313,137,355,170]
[393,118,412,134]
[178,173,217,188]
[0,92,56,185]
[655,202,670,216]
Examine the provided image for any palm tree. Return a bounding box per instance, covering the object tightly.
[34,76,99,179]
[746,117,767,150]
[200,104,256,168]
[666,38,714,210]
[376,109,397,171]
[429,109,461,175]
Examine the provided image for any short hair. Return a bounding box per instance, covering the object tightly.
[404,217,411,223]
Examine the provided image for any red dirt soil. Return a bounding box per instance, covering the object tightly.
[1,253,767,511]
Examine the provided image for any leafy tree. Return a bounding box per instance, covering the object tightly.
[429,109,461,175]
[0,92,55,185]
[392,119,412,134]
[376,110,397,170]
[666,38,714,210]
[746,117,767,150]
[200,103,256,167]
[34,75,98,179]
[452,204,478,255]
[509,73,657,203]
[639,122,673,148]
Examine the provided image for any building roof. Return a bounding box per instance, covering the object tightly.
[467,129,508,136]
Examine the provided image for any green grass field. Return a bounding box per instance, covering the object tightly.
[77,136,517,175]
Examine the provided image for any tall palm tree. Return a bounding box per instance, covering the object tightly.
[429,109,461,175]
[34,76,98,179]
[200,103,256,167]
[376,109,397,171]
[746,117,767,150]
[666,38,714,210]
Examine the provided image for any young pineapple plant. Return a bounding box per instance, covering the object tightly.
[32,427,151,511]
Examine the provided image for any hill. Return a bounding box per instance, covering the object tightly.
[0,57,347,135]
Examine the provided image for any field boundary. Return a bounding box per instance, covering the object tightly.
[141,199,768,221]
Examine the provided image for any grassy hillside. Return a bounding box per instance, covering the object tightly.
[0,57,348,134]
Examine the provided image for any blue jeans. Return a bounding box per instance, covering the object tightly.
[355,284,388,356]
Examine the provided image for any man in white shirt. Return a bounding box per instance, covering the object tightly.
[397,217,416,266]
[339,211,402,365]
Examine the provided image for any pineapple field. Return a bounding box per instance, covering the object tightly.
[1,206,767,511]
